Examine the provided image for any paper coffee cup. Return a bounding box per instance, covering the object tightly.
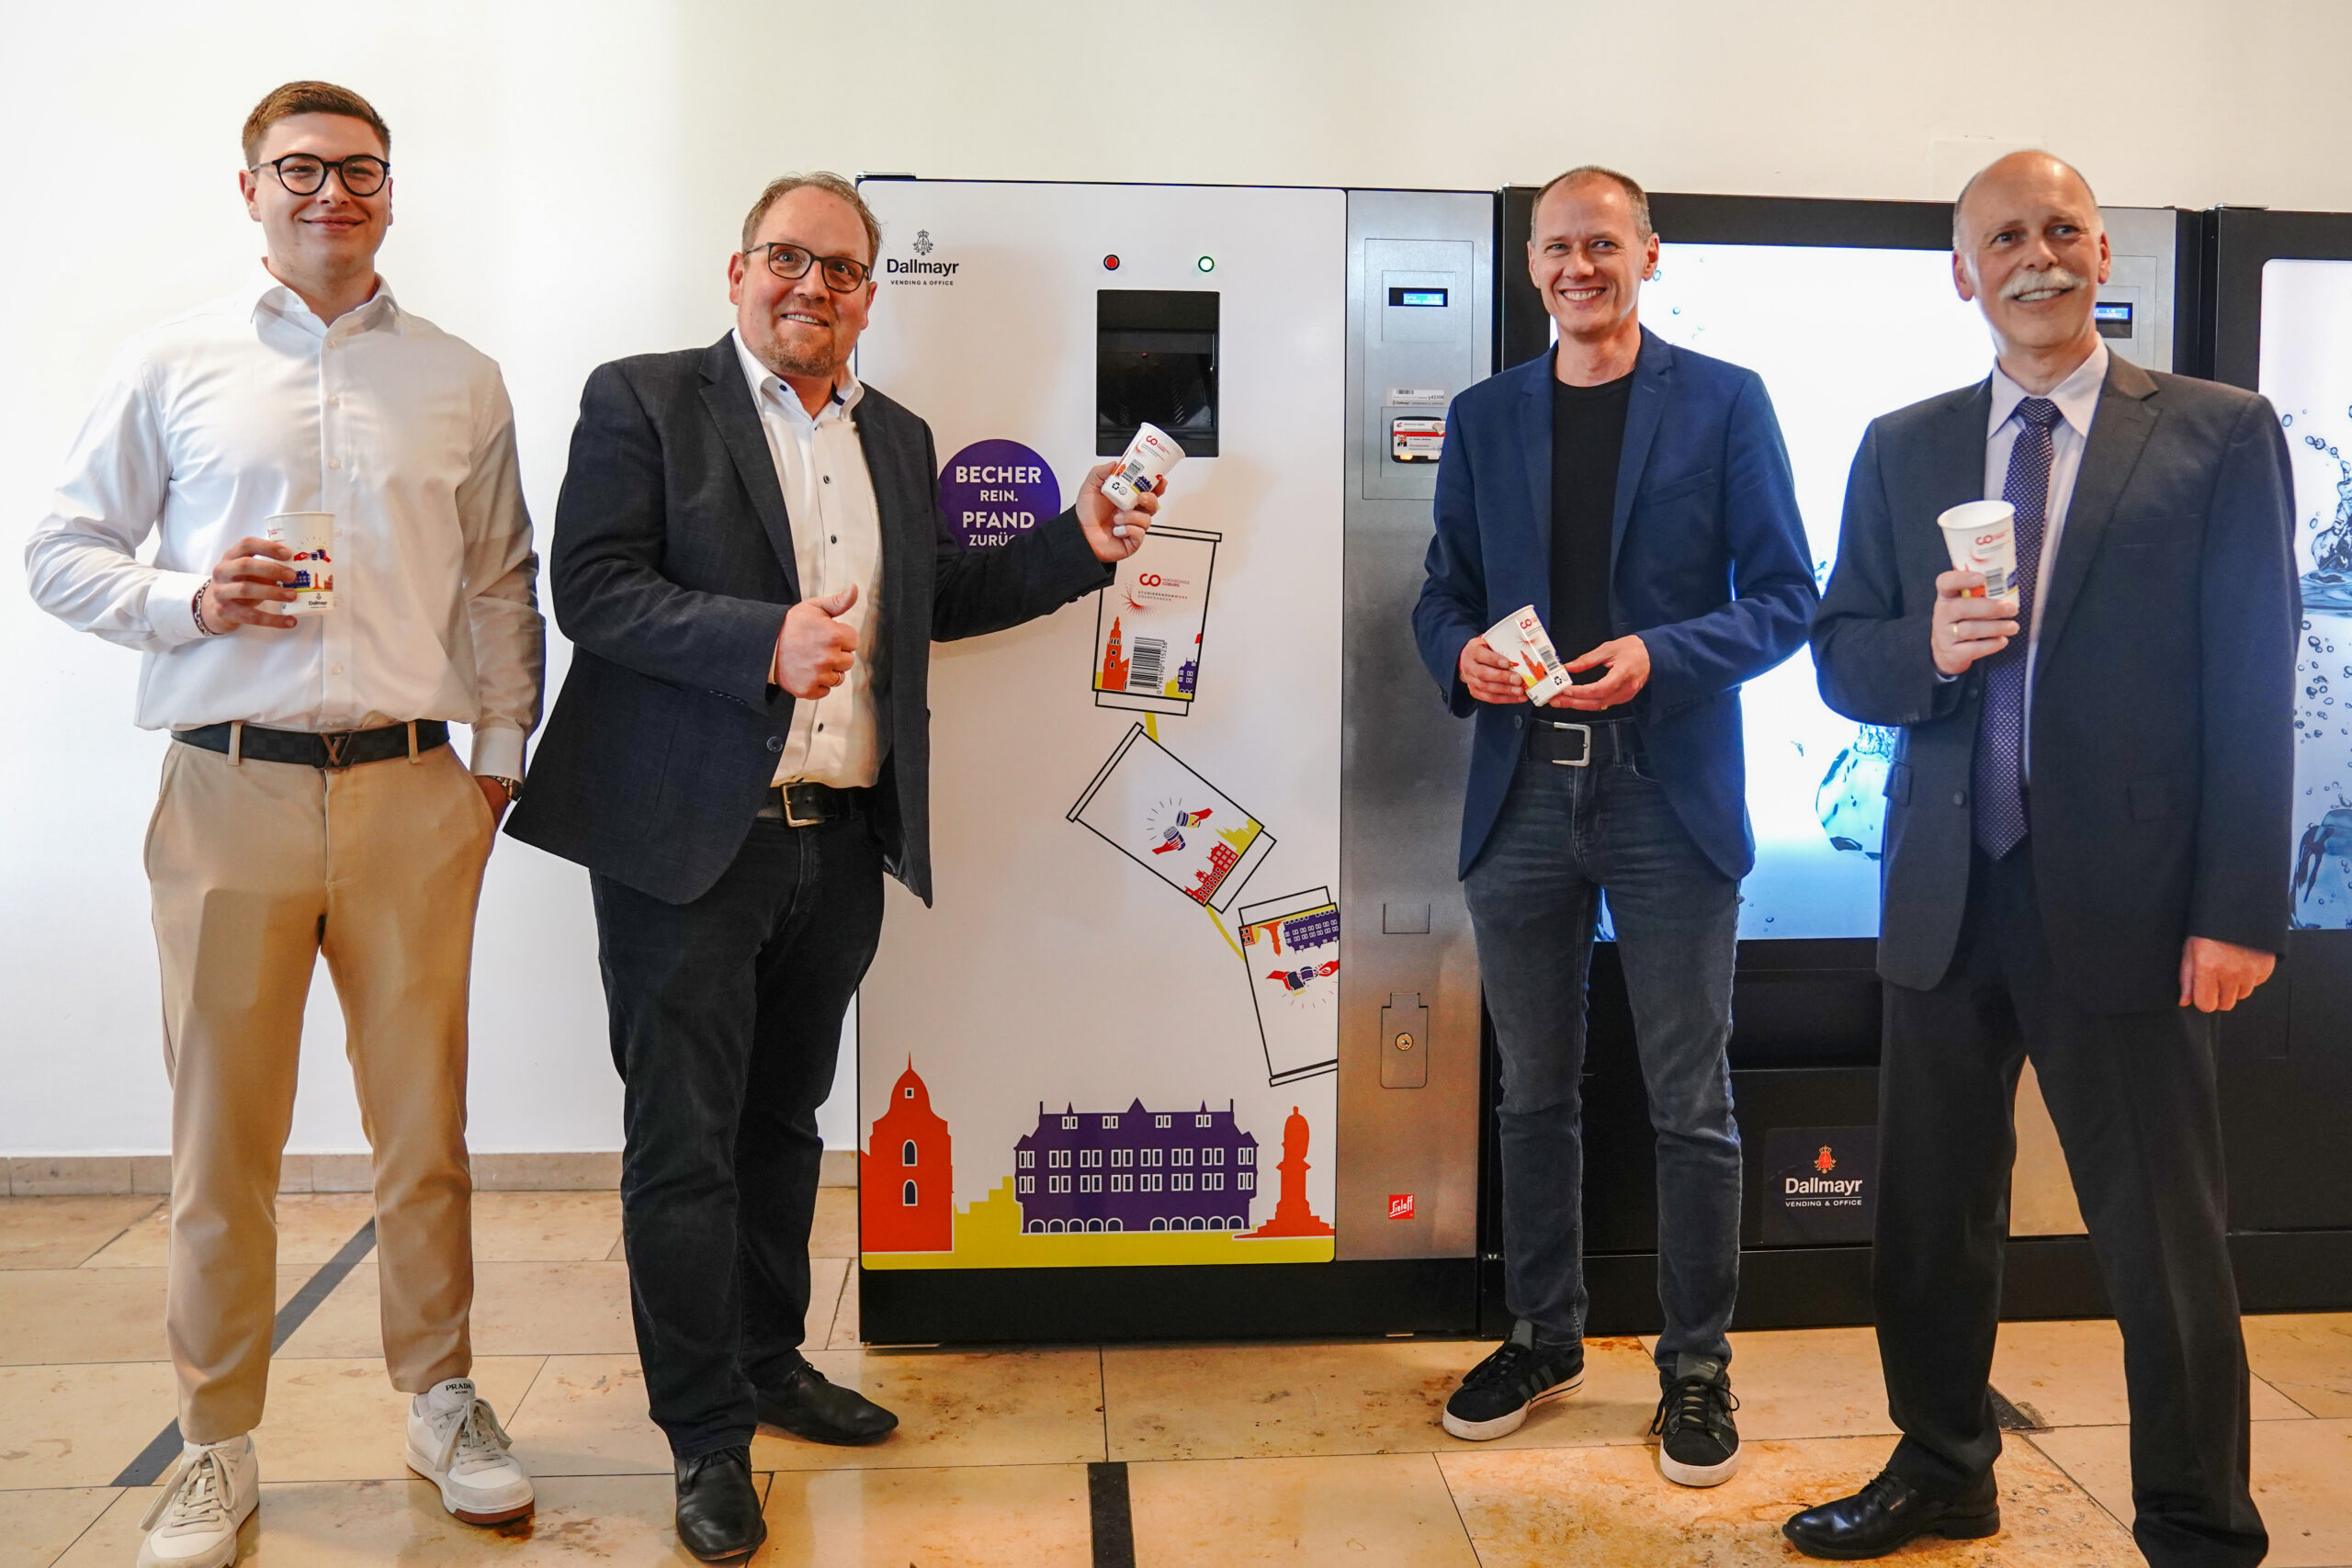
[1484,604,1574,705]
[264,512,335,615]
[1936,500,2019,604]
[1102,423,1185,512]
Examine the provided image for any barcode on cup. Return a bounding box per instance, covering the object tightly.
[1130,637,1166,693]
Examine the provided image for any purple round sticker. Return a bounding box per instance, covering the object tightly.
[938,440,1059,550]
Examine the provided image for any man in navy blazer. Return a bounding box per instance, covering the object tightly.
[1785,152,2290,1567]
[1412,166,1815,1484]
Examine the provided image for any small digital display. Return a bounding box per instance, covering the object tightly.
[1387,288,1448,308]
[2094,299,2134,338]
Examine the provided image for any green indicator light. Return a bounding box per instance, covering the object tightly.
[1196,255,1216,273]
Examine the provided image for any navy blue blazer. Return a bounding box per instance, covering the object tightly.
[1412,330,1817,882]
[1814,355,2298,1011]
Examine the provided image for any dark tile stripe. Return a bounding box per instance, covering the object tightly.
[1989,1384,2048,1432]
[1089,1460,1136,1568]
[112,1218,379,1487]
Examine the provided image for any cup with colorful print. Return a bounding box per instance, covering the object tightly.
[1101,423,1186,513]
[263,512,335,615]
[1483,604,1575,705]
[1936,500,2020,605]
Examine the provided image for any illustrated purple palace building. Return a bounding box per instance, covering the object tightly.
[1014,1098,1260,1234]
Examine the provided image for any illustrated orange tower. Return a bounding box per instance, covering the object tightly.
[1246,1106,1334,1237]
[1099,616,1131,692]
[861,1059,953,1252]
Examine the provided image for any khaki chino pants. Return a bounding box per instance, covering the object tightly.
[146,736,493,1441]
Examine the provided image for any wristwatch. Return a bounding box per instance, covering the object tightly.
[482,774,524,802]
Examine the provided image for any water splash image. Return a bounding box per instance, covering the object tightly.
[2288,412,2352,927]
[2296,426,2352,609]
[1815,725,1899,859]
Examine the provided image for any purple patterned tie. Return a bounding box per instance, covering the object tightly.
[1973,396,2062,859]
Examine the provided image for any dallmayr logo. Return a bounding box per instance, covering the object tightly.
[886,229,957,286]
[1786,1140,1862,1197]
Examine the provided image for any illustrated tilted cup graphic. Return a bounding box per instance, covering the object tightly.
[1936,500,2020,604]
[263,512,336,615]
[1102,423,1186,512]
[1484,604,1574,705]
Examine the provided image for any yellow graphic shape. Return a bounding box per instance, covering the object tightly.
[1208,905,1244,962]
[1216,820,1262,855]
[862,1179,1335,1270]
[1145,714,1159,742]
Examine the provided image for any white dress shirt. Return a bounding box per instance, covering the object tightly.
[732,330,885,789]
[24,267,545,777]
[1982,339,2109,775]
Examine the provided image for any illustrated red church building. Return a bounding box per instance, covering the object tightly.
[862,1061,954,1252]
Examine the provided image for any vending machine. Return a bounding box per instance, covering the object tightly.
[849,181,1494,1342]
[1492,189,2203,1329]
[2198,209,2352,1306]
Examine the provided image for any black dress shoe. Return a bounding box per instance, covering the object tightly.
[1783,1468,1999,1560]
[755,1360,899,1446]
[674,1446,766,1562]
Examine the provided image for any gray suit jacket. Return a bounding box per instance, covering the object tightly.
[1813,354,2300,1013]
[507,335,1114,905]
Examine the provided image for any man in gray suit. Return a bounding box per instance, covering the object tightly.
[507,172,1158,1562]
[1785,152,2295,1564]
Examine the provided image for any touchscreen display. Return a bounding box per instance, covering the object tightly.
[2257,258,2352,928]
[1639,243,1993,937]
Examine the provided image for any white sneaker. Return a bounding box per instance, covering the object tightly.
[405,1378,535,1525]
[137,1434,257,1568]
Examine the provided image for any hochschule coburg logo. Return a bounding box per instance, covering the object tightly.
[886,228,958,286]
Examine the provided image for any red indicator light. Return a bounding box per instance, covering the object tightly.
[1103,254,1121,271]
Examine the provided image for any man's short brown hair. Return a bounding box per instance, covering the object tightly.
[242,81,390,166]
[741,173,882,265]
[1531,164,1654,241]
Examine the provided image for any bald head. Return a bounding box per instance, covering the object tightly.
[1952,151,2100,250]
[1950,150,2112,388]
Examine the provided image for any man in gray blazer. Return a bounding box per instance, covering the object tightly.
[1786,153,2295,1564]
[507,172,1157,1562]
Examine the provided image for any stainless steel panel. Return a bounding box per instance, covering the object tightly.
[2100,207,2180,373]
[1338,189,1493,1259]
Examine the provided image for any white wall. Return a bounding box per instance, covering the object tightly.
[6,0,2349,1156]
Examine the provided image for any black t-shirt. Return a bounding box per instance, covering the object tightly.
[1549,368,1634,718]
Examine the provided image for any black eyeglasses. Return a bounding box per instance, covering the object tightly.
[253,153,390,197]
[744,242,871,292]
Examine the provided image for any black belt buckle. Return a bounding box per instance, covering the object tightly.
[1541,719,1593,768]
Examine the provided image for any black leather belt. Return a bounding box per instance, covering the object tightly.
[173,720,448,769]
[756,782,870,827]
[1526,716,1644,768]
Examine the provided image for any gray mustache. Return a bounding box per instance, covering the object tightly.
[2001,265,2087,301]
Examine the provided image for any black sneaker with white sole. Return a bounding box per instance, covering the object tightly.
[1441,1321,1585,1440]
[1651,1352,1740,1485]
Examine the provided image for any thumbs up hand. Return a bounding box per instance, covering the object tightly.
[774,582,860,700]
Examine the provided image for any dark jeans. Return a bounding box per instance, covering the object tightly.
[591,810,884,1459]
[1464,742,1742,1371]
[1877,845,2265,1567]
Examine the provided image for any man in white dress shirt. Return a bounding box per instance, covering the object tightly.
[24,81,543,1566]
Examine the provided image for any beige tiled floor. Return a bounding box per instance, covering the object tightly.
[6,1187,2349,1565]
